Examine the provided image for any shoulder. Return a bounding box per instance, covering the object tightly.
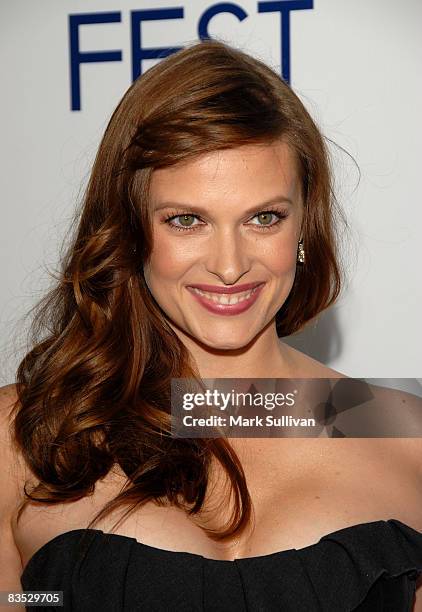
[0,383,20,458]
[281,341,348,379]
[0,382,19,413]
[0,384,28,585]
[0,383,37,510]
[0,384,27,500]
[371,383,422,479]
[280,345,422,475]
[0,383,21,447]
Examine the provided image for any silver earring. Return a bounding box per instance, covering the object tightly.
[297,240,305,264]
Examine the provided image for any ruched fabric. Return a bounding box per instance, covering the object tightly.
[21,519,422,611]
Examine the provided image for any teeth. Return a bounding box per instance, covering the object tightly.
[190,286,259,305]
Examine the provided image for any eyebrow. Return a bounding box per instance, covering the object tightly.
[153,195,294,216]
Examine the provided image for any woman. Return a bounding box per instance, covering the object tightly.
[1,39,421,611]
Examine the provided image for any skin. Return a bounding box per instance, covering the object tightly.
[3,146,422,609]
[143,140,304,378]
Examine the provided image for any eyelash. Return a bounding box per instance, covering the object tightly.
[162,209,289,232]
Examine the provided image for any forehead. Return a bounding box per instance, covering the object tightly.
[149,141,301,205]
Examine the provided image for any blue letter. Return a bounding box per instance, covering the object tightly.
[69,12,122,111]
[258,0,313,84]
[198,3,248,40]
[131,9,184,82]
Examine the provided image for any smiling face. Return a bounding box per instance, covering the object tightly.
[143,140,304,351]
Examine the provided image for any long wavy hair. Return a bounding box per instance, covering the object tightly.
[11,39,345,543]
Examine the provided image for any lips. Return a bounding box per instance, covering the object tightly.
[186,283,264,316]
[186,282,264,294]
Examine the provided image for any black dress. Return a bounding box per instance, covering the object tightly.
[21,519,422,611]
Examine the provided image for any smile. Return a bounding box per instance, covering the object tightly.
[190,286,259,304]
[186,284,264,316]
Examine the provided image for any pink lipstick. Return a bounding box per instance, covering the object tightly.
[186,282,264,316]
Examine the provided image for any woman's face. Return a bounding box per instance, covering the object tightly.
[143,141,304,350]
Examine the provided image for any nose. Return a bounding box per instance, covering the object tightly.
[204,227,252,284]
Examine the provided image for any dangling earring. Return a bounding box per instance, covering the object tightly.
[297,240,305,264]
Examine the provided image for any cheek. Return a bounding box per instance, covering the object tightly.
[145,225,300,284]
[145,231,194,284]
[261,237,298,277]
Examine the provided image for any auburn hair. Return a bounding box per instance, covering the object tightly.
[11,39,345,542]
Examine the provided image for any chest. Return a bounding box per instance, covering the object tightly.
[15,438,422,568]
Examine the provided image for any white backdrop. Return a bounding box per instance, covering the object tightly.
[1,0,421,385]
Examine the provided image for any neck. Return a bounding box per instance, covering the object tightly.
[172,320,295,379]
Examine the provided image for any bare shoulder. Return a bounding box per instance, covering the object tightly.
[281,343,422,489]
[370,382,422,476]
[0,383,27,592]
[281,341,348,379]
[0,383,29,507]
[0,382,19,413]
[0,383,24,472]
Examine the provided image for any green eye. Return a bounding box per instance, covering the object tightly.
[256,212,273,225]
[164,209,288,232]
[178,215,195,226]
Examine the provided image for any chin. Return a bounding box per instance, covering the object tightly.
[196,330,256,351]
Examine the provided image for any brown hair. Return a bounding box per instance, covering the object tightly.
[11,39,345,542]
